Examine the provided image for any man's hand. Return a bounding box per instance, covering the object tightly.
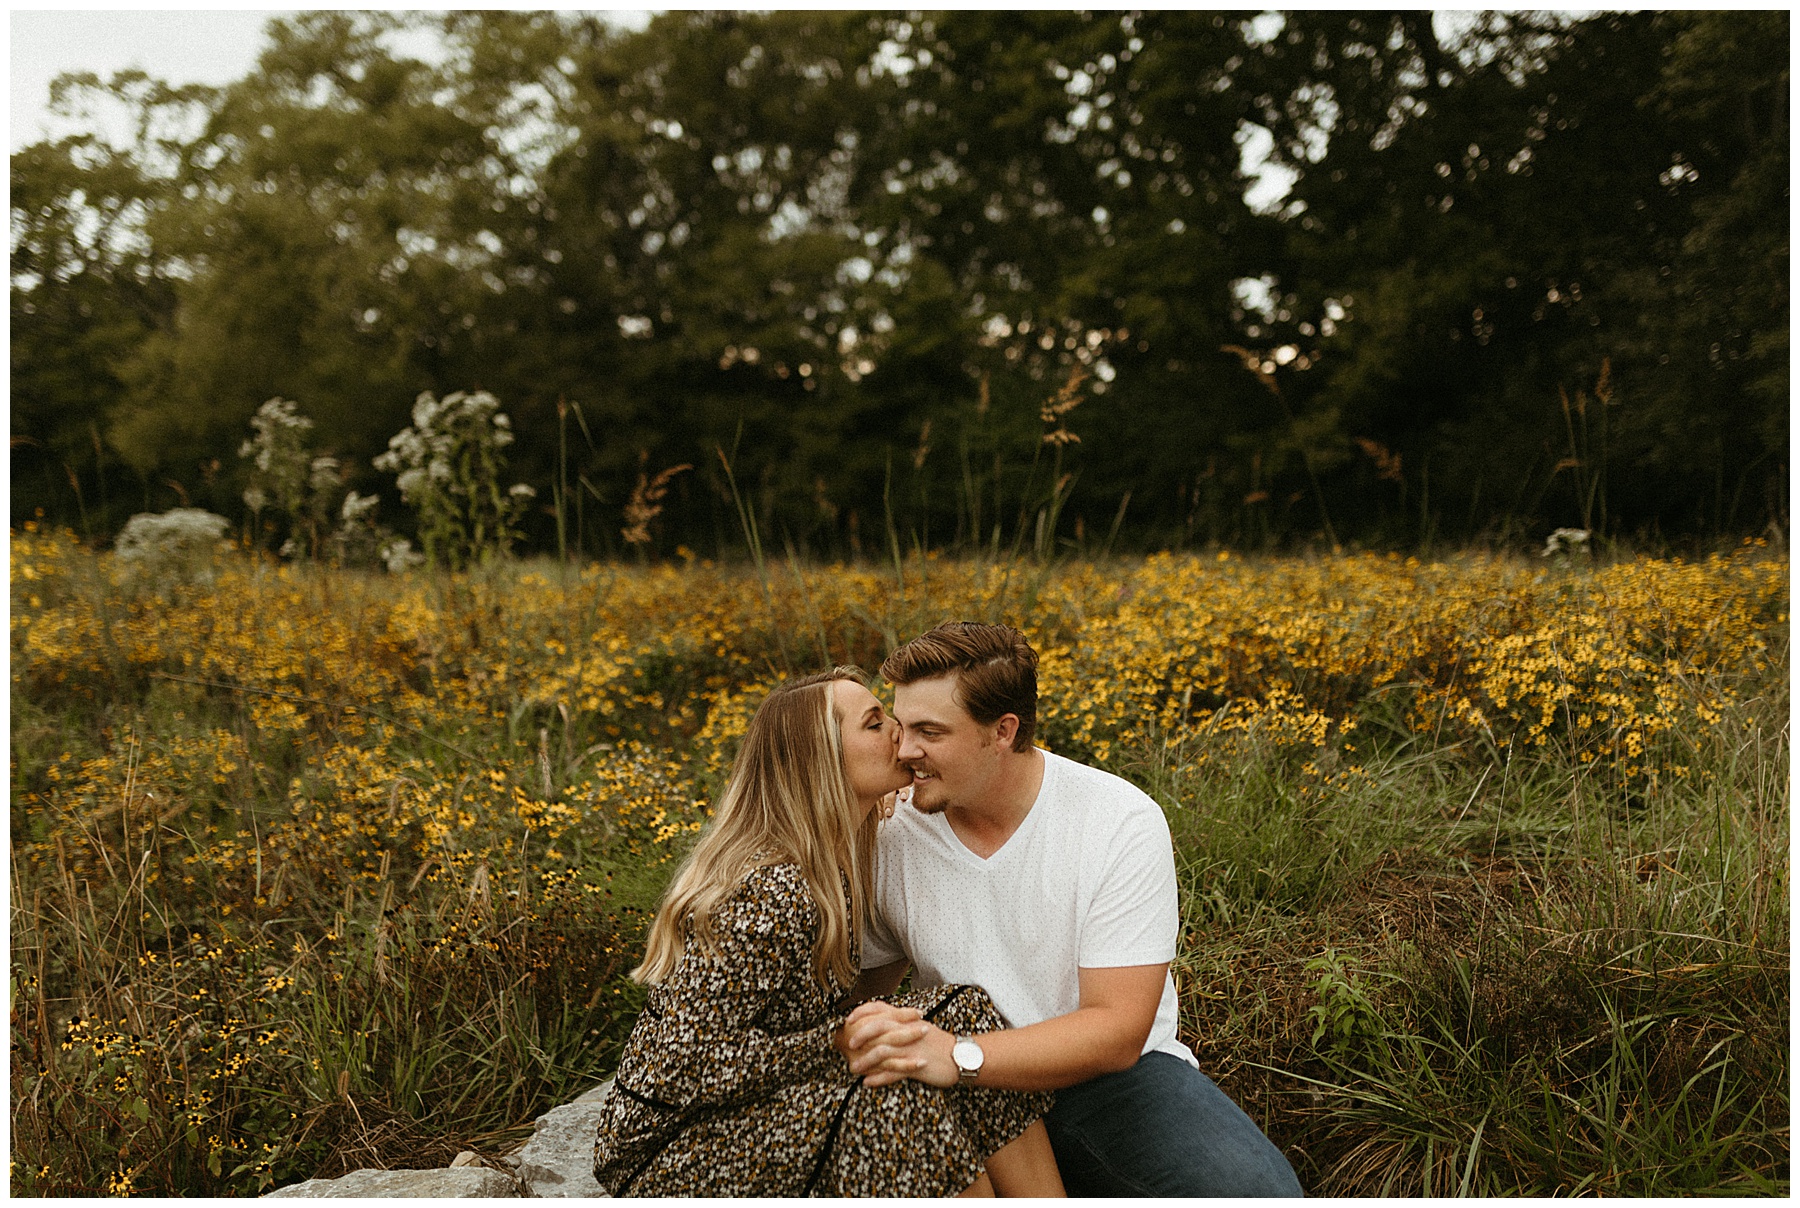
[838,1000,956,1088]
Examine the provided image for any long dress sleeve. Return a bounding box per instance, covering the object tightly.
[618,863,850,1110]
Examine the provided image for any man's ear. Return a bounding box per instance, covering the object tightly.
[992,713,1020,750]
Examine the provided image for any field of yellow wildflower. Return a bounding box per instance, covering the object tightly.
[10,526,1788,1195]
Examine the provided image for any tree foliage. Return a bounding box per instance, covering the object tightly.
[10,10,1787,555]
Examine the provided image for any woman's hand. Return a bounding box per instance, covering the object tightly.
[838,1000,957,1088]
[875,784,912,821]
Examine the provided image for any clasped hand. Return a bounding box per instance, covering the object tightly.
[833,1001,956,1088]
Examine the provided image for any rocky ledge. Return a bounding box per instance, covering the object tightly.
[264,1080,614,1198]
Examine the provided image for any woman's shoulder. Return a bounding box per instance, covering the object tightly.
[738,859,805,892]
[726,861,818,929]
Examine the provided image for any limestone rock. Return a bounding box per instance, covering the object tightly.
[513,1080,614,1198]
[265,1167,520,1197]
[262,1081,614,1199]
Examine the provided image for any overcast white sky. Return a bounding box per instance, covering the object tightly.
[9,8,653,151]
[13,10,289,150]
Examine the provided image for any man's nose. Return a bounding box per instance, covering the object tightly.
[896,729,922,761]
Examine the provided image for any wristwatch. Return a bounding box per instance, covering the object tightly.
[951,1034,985,1083]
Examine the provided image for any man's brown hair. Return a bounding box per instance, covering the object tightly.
[880,622,1038,753]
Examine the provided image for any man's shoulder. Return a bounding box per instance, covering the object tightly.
[1042,750,1167,820]
[873,796,947,856]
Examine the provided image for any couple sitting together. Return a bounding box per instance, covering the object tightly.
[592,622,1302,1197]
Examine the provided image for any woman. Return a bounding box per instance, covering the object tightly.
[592,667,1064,1197]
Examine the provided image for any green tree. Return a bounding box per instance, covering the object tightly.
[10,72,205,531]
[10,9,1784,554]
[1238,11,1786,545]
[111,14,509,483]
[1616,11,1789,535]
[532,11,896,555]
[830,12,1281,549]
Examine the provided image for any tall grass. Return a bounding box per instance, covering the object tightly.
[10,524,1787,1195]
[9,689,655,1195]
[1155,672,1787,1194]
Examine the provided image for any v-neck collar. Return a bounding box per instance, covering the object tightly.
[935,750,1055,867]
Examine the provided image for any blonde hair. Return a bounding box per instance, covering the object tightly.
[633,667,879,992]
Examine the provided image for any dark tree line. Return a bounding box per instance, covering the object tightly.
[10,10,1788,558]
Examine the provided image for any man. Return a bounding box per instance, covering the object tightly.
[844,621,1302,1197]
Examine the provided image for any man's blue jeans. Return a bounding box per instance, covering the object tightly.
[1044,1052,1303,1196]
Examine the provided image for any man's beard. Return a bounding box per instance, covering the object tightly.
[907,776,950,815]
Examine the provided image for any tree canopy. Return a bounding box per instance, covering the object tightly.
[11,10,1788,555]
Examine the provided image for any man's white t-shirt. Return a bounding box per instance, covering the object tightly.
[863,748,1198,1068]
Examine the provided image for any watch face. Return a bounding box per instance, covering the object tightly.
[953,1038,984,1072]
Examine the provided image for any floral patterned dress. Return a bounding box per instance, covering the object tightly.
[591,862,1053,1196]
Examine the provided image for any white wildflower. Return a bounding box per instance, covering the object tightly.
[375,389,534,568]
[340,491,380,523]
[115,508,233,587]
[1542,528,1592,559]
[379,537,425,573]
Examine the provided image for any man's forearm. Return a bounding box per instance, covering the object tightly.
[845,963,1168,1092]
[937,1005,1144,1092]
